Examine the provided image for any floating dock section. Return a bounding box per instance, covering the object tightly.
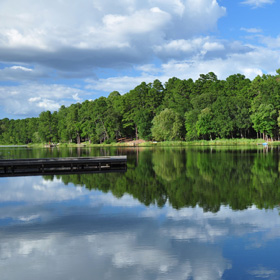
[0,156,127,177]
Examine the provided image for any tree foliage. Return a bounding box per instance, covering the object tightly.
[151,108,184,141]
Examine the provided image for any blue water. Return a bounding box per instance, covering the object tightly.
[0,147,280,279]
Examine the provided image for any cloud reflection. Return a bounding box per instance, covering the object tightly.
[0,177,280,279]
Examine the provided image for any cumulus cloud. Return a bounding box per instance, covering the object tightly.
[154,37,230,60]
[0,0,228,118]
[0,0,226,70]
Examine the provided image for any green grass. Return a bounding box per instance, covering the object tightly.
[23,138,280,148]
[139,139,279,147]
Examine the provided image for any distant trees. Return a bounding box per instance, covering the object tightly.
[0,117,39,144]
[1,69,280,144]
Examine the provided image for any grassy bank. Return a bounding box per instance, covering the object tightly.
[22,138,280,148]
[139,139,279,147]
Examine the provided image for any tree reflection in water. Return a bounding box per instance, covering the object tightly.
[44,146,280,212]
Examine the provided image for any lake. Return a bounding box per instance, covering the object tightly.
[0,146,280,279]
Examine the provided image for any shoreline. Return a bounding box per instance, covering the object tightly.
[28,139,280,148]
[1,139,279,148]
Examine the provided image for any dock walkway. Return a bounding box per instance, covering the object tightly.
[0,156,127,177]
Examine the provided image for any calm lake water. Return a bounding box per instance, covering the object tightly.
[0,146,280,280]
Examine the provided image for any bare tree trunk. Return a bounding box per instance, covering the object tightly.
[101,121,109,141]
[76,133,81,144]
[135,125,138,140]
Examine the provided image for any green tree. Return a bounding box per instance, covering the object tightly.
[163,78,193,117]
[251,104,277,140]
[185,110,199,140]
[38,111,58,143]
[64,104,82,144]
[196,107,214,140]
[58,105,72,143]
[151,108,184,141]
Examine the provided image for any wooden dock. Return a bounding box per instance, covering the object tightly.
[0,156,127,177]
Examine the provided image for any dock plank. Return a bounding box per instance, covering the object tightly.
[0,156,127,177]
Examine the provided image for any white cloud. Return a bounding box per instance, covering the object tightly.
[0,229,229,280]
[203,41,225,52]
[161,225,228,243]
[72,93,82,102]
[135,64,161,74]
[0,65,45,81]
[241,27,263,33]
[0,177,87,203]
[248,266,278,278]
[86,75,159,94]
[102,7,170,36]
[37,99,60,111]
[10,66,33,71]
[260,35,280,48]
[29,96,41,102]
[2,28,49,50]
[241,0,274,8]
[155,38,204,54]
[90,193,142,208]
[0,83,89,116]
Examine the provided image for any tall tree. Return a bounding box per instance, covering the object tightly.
[151,108,184,141]
[38,111,58,143]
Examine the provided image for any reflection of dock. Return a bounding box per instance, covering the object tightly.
[0,156,127,177]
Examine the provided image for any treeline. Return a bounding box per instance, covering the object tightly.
[1,70,280,144]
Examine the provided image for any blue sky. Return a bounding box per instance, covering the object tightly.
[0,0,280,119]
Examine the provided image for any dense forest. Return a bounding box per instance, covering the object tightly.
[1,70,280,144]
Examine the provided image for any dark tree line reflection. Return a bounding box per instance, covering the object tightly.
[44,147,280,212]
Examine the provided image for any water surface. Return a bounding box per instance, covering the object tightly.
[0,146,280,279]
